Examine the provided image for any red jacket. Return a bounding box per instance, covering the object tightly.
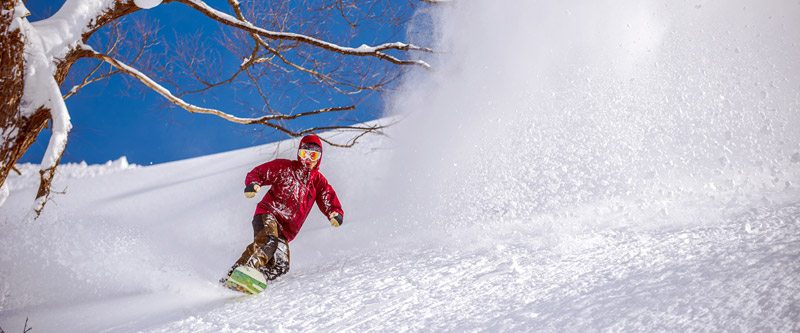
[245,135,343,242]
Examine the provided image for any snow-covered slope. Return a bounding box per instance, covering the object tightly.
[1,128,799,332]
[0,133,400,332]
[3,0,800,331]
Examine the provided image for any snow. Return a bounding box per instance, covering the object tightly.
[29,0,116,60]
[0,130,798,332]
[3,1,30,31]
[5,157,136,190]
[2,0,800,331]
[134,0,163,10]
[0,182,8,207]
[16,7,74,210]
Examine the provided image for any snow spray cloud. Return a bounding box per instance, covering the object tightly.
[387,1,800,232]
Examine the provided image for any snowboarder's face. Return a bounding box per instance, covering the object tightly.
[303,158,318,169]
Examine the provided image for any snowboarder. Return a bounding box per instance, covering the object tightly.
[223,134,344,283]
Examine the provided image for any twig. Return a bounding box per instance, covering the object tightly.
[23,317,32,333]
[419,0,453,5]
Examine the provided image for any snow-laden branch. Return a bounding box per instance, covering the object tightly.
[82,46,357,125]
[29,0,119,61]
[176,0,433,70]
[11,2,74,214]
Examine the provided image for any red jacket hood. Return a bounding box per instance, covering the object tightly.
[298,135,323,170]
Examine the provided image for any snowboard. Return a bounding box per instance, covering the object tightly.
[223,266,268,295]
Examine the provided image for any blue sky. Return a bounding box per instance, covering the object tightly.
[22,0,414,165]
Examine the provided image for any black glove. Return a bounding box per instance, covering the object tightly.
[329,212,343,227]
[245,183,261,198]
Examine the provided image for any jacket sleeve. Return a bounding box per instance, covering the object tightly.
[245,160,281,186]
[315,174,343,218]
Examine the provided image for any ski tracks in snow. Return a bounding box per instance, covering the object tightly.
[144,203,800,332]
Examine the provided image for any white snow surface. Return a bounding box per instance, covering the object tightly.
[133,0,163,10]
[0,183,8,207]
[3,0,800,331]
[0,131,798,332]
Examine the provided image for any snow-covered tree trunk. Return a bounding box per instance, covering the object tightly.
[0,0,49,209]
[1,0,139,214]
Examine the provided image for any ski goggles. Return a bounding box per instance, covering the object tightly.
[299,149,321,161]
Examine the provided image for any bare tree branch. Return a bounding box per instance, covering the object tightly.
[84,42,391,148]
[82,47,380,137]
[63,61,119,100]
[64,15,160,99]
[23,317,33,333]
[419,0,453,5]
[332,0,358,28]
[223,0,389,96]
[174,0,433,69]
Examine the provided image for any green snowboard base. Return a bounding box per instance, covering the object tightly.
[223,266,268,295]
